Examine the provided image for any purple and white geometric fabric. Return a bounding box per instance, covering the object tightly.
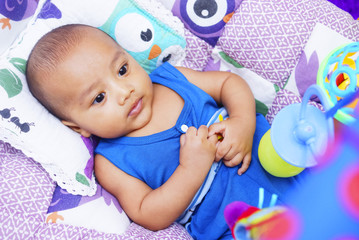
[0,140,54,238]
[180,28,214,71]
[266,89,324,125]
[217,0,359,88]
[265,89,302,124]
[0,140,192,239]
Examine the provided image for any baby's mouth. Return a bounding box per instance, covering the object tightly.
[128,98,143,117]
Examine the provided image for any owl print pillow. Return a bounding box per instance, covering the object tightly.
[162,0,243,46]
[99,0,186,73]
[0,0,186,196]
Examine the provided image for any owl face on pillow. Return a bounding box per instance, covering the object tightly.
[99,0,186,73]
[171,0,242,46]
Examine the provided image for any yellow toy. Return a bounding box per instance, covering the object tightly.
[258,42,359,177]
[258,85,334,177]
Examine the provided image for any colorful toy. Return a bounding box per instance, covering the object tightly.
[258,85,334,177]
[260,43,359,177]
[225,112,359,240]
[317,42,359,124]
[224,201,290,240]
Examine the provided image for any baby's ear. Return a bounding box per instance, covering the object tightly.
[61,120,91,138]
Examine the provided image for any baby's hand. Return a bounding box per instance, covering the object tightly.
[208,117,254,175]
[179,125,218,170]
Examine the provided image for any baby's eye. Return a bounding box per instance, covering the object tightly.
[119,64,128,76]
[93,92,105,105]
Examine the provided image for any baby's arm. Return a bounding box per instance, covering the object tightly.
[177,67,256,175]
[95,126,218,231]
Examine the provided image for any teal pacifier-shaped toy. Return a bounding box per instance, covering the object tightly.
[258,85,335,177]
[259,83,359,177]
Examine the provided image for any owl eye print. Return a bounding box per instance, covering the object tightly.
[173,0,237,46]
[113,13,156,57]
[99,0,186,73]
[184,0,229,28]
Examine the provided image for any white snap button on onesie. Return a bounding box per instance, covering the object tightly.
[180,124,189,133]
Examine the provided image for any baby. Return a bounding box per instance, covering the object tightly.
[26,24,303,240]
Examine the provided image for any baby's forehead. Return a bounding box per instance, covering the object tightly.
[72,30,126,58]
[83,27,123,46]
[41,27,126,86]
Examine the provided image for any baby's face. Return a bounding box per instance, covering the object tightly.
[49,28,154,138]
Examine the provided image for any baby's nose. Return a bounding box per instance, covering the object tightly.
[116,83,134,105]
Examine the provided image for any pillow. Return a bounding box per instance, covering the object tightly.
[0,0,41,55]
[205,47,277,117]
[217,0,359,88]
[180,27,214,71]
[0,0,186,196]
[99,0,186,73]
[287,23,353,98]
[267,23,353,124]
[158,0,243,46]
[0,139,193,239]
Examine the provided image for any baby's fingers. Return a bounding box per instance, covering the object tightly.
[208,134,219,146]
[208,121,225,137]
[197,125,209,138]
[180,134,186,146]
[237,154,251,175]
[223,152,244,167]
[215,143,230,162]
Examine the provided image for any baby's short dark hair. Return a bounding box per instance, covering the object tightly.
[26,24,96,120]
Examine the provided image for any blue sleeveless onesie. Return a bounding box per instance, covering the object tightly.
[95,63,304,240]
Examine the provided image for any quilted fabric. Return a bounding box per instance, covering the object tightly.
[0,140,192,239]
[0,140,54,238]
[180,28,213,71]
[265,89,323,125]
[1,0,359,239]
[217,0,359,88]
